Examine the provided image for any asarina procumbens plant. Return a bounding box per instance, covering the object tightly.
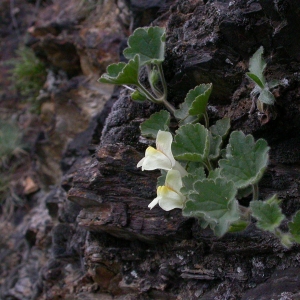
[99,26,300,247]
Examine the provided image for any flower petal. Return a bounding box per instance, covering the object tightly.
[157,186,184,211]
[165,169,183,194]
[139,146,173,171]
[156,131,175,167]
[136,157,145,168]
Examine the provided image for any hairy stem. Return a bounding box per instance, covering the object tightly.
[252,183,259,201]
[203,112,209,128]
[136,82,161,104]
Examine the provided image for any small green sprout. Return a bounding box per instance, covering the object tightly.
[246,46,280,114]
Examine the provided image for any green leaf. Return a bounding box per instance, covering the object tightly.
[246,73,265,89]
[181,167,206,196]
[210,118,231,139]
[172,123,210,162]
[140,110,170,138]
[247,46,266,88]
[288,210,300,243]
[258,88,275,105]
[183,178,240,237]
[208,168,221,179]
[219,131,269,189]
[236,185,253,199]
[186,163,206,177]
[174,84,212,121]
[98,55,140,85]
[157,172,167,188]
[131,90,147,103]
[250,195,285,232]
[123,27,166,66]
[209,133,222,160]
[228,220,249,233]
[150,69,160,86]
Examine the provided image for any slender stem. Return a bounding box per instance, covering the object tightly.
[252,183,259,201]
[162,99,176,115]
[123,85,135,92]
[204,159,213,172]
[136,82,161,104]
[158,64,168,100]
[147,65,163,98]
[203,112,209,128]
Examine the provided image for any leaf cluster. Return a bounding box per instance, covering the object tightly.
[99,27,169,107]
[99,26,300,247]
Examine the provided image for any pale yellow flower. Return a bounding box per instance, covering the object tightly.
[148,169,185,211]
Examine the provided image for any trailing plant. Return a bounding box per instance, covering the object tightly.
[99,27,300,247]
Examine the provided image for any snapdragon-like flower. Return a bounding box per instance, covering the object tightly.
[137,130,187,176]
[148,169,185,211]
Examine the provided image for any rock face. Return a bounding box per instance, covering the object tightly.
[1,0,300,299]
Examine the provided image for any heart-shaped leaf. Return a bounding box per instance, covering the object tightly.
[98,55,139,85]
[183,178,240,237]
[250,195,285,232]
[288,210,300,243]
[219,131,269,189]
[140,110,170,138]
[123,27,166,66]
[172,123,209,162]
[174,84,212,121]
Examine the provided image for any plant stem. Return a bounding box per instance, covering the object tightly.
[203,112,209,128]
[158,64,168,100]
[252,183,259,201]
[147,65,163,98]
[162,99,176,115]
[137,82,161,104]
[123,85,135,92]
[204,159,213,172]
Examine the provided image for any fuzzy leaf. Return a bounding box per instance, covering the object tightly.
[288,210,300,243]
[247,46,266,88]
[183,178,240,237]
[250,195,285,232]
[228,220,249,233]
[172,123,209,162]
[123,27,165,66]
[209,133,222,160]
[208,168,221,179]
[140,110,170,138]
[258,88,275,105]
[181,167,205,196]
[99,55,139,85]
[156,172,167,188]
[219,131,269,189]
[210,118,231,139]
[246,73,265,89]
[174,84,212,121]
